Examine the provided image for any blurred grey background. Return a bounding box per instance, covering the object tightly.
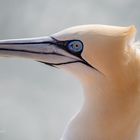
[0,0,139,140]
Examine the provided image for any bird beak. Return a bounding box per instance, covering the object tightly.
[0,36,82,67]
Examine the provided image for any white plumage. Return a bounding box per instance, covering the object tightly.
[0,25,140,140]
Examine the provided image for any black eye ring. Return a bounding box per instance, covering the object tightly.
[67,40,83,53]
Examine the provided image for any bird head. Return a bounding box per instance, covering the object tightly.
[0,25,138,87]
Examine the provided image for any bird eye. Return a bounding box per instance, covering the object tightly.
[67,40,83,53]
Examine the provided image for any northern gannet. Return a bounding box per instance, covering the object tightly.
[0,25,140,140]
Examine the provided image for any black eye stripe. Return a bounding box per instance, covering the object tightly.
[50,37,83,57]
[50,37,103,74]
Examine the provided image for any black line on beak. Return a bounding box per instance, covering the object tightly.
[38,59,102,74]
[39,60,83,66]
[0,48,66,56]
[0,39,57,46]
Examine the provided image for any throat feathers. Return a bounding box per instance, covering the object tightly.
[0,25,140,140]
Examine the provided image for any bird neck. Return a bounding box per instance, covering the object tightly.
[82,46,140,109]
[81,48,140,121]
[63,49,140,140]
[62,49,140,140]
[64,75,140,140]
[82,78,140,114]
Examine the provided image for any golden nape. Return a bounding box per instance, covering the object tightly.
[0,25,140,140]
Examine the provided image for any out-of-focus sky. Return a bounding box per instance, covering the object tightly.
[0,0,139,140]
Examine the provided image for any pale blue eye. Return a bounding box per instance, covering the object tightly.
[67,40,83,53]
